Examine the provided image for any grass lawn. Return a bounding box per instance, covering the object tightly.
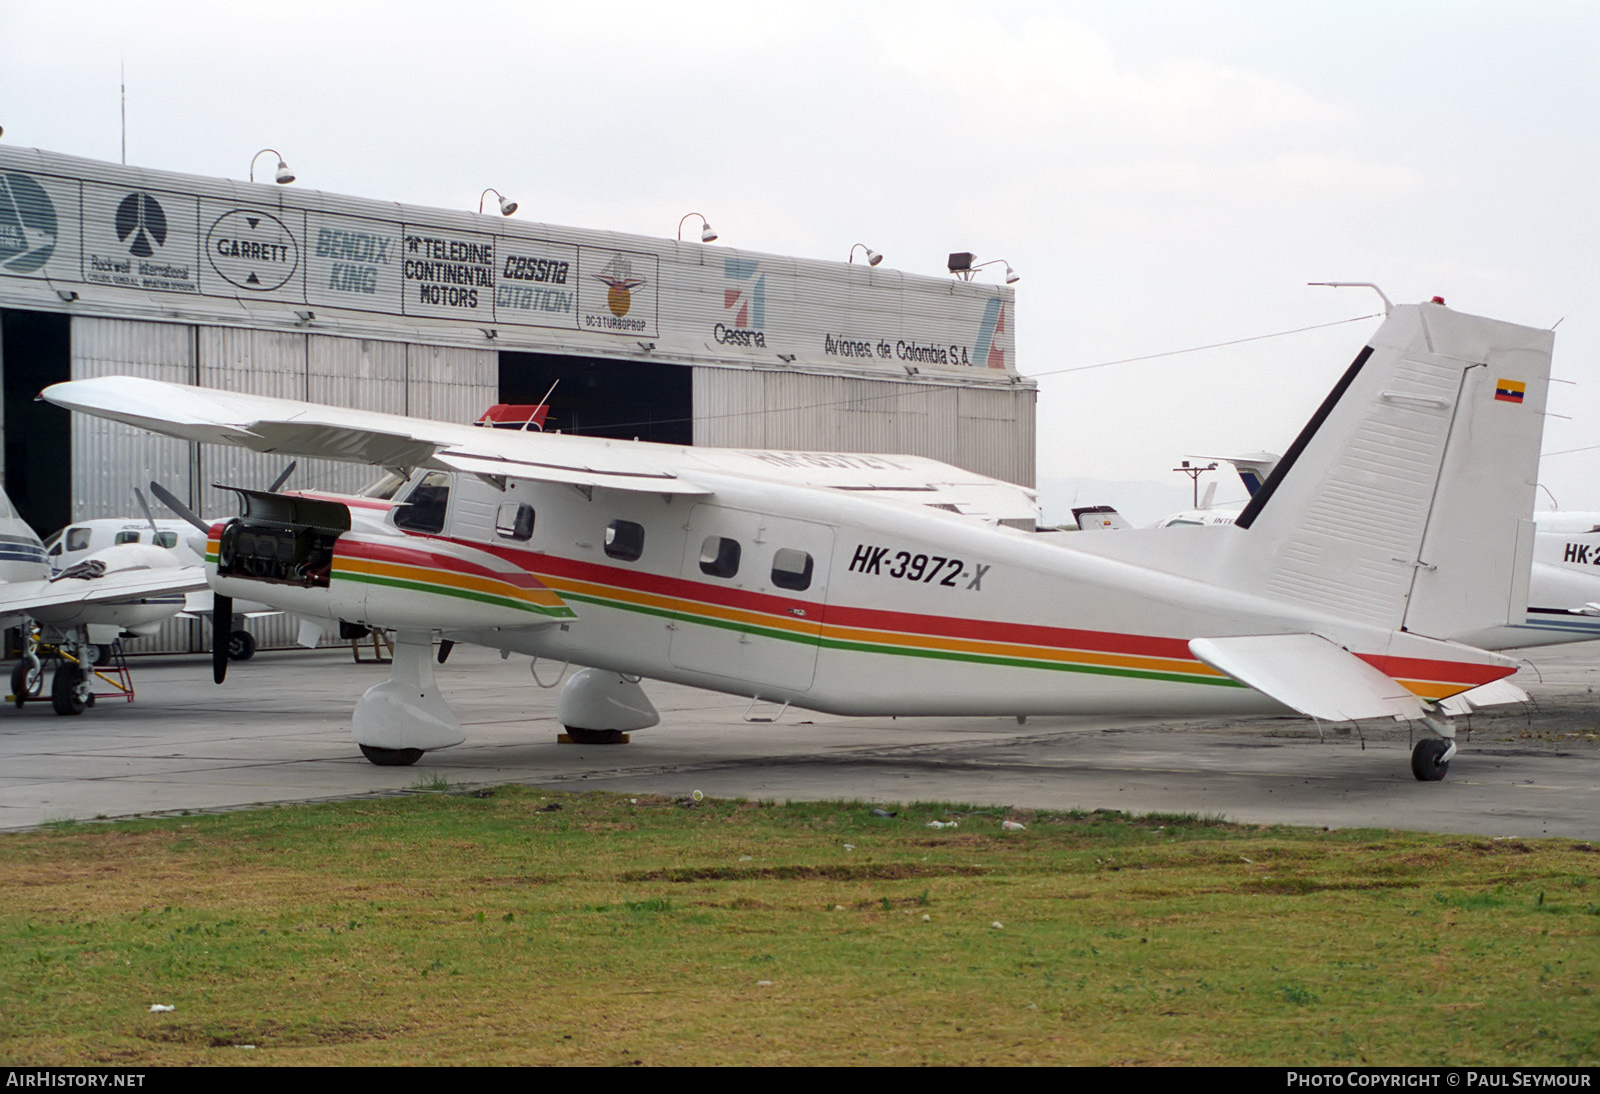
[1,787,1595,1065]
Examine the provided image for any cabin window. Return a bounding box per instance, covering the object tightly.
[699,536,741,579]
[604,520,644,561]
[66,528,91,551]
[394,472,451,534]
[771,548,813,591]
[114,531,141,545]
[154,531,179,548]
[496,502,535,541]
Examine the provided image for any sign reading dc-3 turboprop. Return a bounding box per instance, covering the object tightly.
[43,300,1553,781]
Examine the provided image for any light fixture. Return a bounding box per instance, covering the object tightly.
[55,289,78,303]
[249,149,295,184]
[952,255,1019,284]
[677,213,717,243]
[479,188,517,216]
[849,243,883,267]
[481,328,498,340]
[293,309,315,325]
[637,341,656,352]
[1308,281,1393,315]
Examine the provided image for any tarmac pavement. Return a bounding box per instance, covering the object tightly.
[1,641,1596,839]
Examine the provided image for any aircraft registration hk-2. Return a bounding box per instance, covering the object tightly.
[42,300,1553,781]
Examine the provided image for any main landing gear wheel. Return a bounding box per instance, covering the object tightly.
[359,744,425,767]
[1411,738,1451,782]
[51,665,87,717]
[227,630,257,661]
[11,660,43,707]
[563,727,627,745]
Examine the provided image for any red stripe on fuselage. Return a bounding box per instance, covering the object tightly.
[338,537,548,590]
[423,534,1505,688]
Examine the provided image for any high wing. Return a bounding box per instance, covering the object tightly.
[41,377,1038,522]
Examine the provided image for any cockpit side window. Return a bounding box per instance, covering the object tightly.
[66,528,92,551]
[154,531,179,548]
[394,472,451,534]
[114,531,141,545]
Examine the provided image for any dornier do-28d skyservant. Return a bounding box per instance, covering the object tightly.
[43,300,1553,780]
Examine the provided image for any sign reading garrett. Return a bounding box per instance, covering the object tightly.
[207,209,300,292]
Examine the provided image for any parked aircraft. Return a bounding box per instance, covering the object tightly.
[43,300,1553,780]
[0,489,206,713]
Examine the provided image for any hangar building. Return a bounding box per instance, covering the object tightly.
[0,146,1036,650]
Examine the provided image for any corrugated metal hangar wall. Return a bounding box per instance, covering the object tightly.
[0,147,1036,653]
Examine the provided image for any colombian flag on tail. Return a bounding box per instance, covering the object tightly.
[1495,378,1526,404]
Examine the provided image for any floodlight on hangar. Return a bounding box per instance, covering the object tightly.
[479,188,518,216]
[849,244,883,267]
[249,149,295,185]
[950,254,1019,284]
[677,213,717,243]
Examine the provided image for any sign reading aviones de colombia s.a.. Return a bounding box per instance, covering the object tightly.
[0,147,1017,375]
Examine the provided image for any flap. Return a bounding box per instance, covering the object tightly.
[429,451,711,496]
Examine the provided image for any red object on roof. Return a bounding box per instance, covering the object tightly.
[475,403,551,430]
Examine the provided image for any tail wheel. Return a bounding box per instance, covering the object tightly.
[11,660,43,707]
[227,630,257,661]
[359,744,424,766]
[1411,738,1451,781]
[51,665,87,717]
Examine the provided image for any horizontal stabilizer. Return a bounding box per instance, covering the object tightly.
[1435,678,1530,716]
[1189,634,1427,722]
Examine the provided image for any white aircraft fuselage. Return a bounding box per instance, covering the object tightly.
[44,300,1555,777]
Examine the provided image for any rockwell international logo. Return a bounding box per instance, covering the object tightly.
[115,192,167,257]
[0,173,59,274]
[86,188,197,292]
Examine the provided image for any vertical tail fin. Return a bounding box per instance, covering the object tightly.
[1230,301,1552,638]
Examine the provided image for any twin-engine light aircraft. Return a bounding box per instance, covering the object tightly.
[0,489,206,713]
[43,301,1553,780]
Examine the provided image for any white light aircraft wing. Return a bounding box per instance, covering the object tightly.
[42,376,1037,520]
[0,566,208,625]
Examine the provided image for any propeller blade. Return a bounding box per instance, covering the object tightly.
[267,461,298,493]
[149,481,210,535]
[133,488,159,535]
[212,594,232,684]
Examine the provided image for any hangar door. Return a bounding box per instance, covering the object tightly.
[498,352,691,445]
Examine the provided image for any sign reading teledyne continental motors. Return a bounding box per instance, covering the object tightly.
[0,147,1016,374]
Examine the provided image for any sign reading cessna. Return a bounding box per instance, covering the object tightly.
[207,209,299,291]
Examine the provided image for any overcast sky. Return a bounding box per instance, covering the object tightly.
[5,0,1599,516]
